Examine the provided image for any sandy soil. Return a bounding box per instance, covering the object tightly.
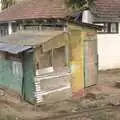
[0,69,120,120]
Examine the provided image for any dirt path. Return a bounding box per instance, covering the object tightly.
[40,105,120,120]
[0,69,120,120]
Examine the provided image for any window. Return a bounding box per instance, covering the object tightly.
[95,23,104,33]
[35,46,69,73]
[111,23,117,33]
[35,50,52,70]
[104,23,108,33]
[95,22,119,34]
[12,61,23,77]
[0,29,8,36]
[0,23,9,37]
[52,47,66,70]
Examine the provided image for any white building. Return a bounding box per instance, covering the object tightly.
[93,0,120,70]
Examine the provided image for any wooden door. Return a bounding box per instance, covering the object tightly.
[84,40,98,87]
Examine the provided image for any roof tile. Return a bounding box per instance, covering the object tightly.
[0,0,69,22]
[93,0,120,22]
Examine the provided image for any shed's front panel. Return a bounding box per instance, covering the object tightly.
[0,53,23,94]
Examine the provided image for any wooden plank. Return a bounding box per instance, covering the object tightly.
[42,33,67,52]
[36,67,54,76]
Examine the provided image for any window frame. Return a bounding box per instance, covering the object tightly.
[94,22,119,34]
[52,46,69,68]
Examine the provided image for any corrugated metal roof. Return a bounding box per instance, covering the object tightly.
[0,31,65,46]
[0,43,31,54]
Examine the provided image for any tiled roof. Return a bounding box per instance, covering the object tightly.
[0,0,69,22]
[93,0,120,22]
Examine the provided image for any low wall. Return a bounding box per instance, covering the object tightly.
[34,72,72,103]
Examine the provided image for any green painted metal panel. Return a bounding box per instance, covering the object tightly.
[23,52,35,103]
[0,59,23,93]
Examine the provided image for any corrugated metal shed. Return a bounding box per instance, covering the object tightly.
[0,31,65,46]
[0,43,31,54]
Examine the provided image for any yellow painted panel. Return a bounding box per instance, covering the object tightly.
[70,30,85,96]
[71,41,82,60]
[71,61,84,92]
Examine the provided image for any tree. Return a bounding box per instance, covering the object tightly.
[1,0,15,10]
[67,0,95,11]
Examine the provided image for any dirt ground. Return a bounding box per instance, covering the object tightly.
[0,69,120,120]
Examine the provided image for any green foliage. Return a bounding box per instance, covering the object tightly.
[67,0,95,11]
[1,0,15,10]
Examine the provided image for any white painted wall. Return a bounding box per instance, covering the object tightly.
[97,23,120,70]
